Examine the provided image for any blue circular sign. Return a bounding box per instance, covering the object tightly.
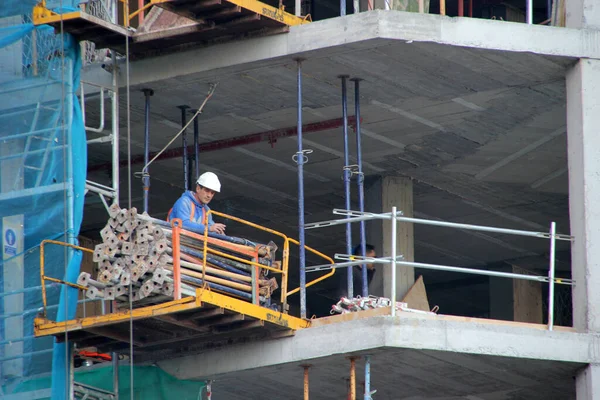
[5,229,16,246]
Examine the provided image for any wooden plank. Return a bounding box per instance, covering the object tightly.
[401,275,430,312]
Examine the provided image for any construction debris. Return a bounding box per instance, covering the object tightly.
[331,295,438,315]
[78,205,280,307]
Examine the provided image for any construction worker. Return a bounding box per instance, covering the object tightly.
[168,172,226,235]
[338,243,377,299]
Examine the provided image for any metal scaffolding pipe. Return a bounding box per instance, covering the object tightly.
[340,75,353,299]
[296,59,307,319]
[527,0,533,24]
[112,352,119,400]
[111,52,120,202]
[142,89,153,213]
[303,365,310,400]
[349,357,357,400]
[89,117,357,172]
[351,78,368,297]
[548,221,556,331]
[391,206,397,317]
[178,105,191,190]
[364,355,371,400]
[193,109,200,179]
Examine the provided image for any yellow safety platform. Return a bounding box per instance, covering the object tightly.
[34,290,309,354]
[32,0,308,56]
[151,0,308,27]
[32,4,130,49]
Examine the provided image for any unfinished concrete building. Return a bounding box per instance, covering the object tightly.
[0,0,599,398]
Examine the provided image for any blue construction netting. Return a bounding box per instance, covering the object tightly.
[0,2,85,398]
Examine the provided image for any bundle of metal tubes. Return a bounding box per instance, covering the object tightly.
[77,203,279,306]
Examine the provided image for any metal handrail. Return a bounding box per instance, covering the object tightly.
[40,239,93,317]
[306,208,574,330]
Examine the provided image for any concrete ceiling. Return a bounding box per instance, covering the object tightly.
[82,35,575,316]
[206,348,579,399]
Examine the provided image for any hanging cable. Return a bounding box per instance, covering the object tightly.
[138,83,218,177]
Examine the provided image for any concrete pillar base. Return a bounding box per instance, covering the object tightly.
[577,364,600,400]
[365,176,414,300]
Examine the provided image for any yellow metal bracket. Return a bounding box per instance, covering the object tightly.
[225,0,309,26]
[32,2,81,26]
[150,0,309,26]
[197,289,311,329]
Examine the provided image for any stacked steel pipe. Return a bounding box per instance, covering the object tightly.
[77,204,279,307]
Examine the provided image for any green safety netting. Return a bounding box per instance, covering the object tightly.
[13,365,206,399]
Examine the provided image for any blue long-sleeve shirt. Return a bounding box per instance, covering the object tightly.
[168,191,215,234]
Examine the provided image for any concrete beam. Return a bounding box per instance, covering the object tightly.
[157,314,599,380]
[81,11,600,89]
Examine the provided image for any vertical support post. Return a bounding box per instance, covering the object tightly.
[303,365,310,400]
[440,0,446,15]
[252,251,259,305]
[296,0,301,16]
[295,59,307,319]
[138,0,145,24]
[458,0,463,16]
[340,75,353,299]
[526,0,533,24]
[193,110,200,180]
[142,89,153,213]
[364,355,371,400]
[390,206,397,317]
[351,78,368,298]
[111,53,120,203]
[353,0,359,14]
[206,380,212,400]
[178,105,190,191]
[349,357,357,400]
[341,0,346,16]
[548,221,556,331]
[171,219,182,300]
[112,352,119,399]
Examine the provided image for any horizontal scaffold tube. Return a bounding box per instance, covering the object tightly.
[165,265,252,292]
[178,274,252,300]
[137,213,259,247]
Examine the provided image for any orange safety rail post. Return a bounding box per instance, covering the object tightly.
[171,218,183,300]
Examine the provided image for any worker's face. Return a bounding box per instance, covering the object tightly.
[196,185,216,204]
[366,249,376,269]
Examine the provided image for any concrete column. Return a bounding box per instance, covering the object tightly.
[365,176,414,300]
[489,265,542,323]
[576,364,600,400]
[566,59,600,333]
[566,0,600,30]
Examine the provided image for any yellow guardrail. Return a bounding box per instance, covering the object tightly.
[40,239,93,317]
[203,210,335,313]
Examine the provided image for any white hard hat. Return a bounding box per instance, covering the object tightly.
[196,172,221,192]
